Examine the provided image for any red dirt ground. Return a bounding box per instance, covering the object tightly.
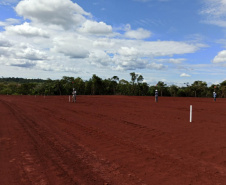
[0,95,226,185]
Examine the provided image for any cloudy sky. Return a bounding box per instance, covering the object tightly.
[0,0,226,85]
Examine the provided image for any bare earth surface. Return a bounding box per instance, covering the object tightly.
[0,95,226,185]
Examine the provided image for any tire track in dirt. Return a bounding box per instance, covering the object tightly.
[2,96,226,185]
[0,100,20,185]
[16,98,226,185]
[1,97,157,184]
[11,98,147,185]
[1,99,108,185]
[2,97,149,185]
[57,103,226,185]
[65,111,226,185]
[0,99,57,185]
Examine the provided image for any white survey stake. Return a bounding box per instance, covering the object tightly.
[190,105,192,123]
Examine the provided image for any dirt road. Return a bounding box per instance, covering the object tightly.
[1,95,226,184]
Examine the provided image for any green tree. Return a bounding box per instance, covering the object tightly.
[139,82,149,96]
[177,88,186,97]
[220,80,226,98]
[137,75,144,95]
[130,72,138,85]
[84,79,92,95]
[118,79,130,95]
[111,76,119,95]
[169,85,178,97]
[191,81,208,97]
[73,77,84,95]
[18,83,36,95]
[156,81,167,96]
[130,72,138,95]
[53,80,63,95]
[91,74,103,95]
[60,76,75,95]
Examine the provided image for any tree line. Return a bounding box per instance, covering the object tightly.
[0,73,226,98]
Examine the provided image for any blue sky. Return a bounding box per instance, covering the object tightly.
[0,0,226,86]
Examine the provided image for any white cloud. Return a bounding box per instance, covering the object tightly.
[15,47,47,60]
[201,0,226,16]
[93,38,115,48]
[79,20,112,34]
[0,42,47,61]
[118,47,139,56]
[35,60,76,72]
[180,73,191,77]
[0,36,12,47]
[124,28,151,39]
[139,41,200,56]
[0,0,19,5]
[204,20,226,27]
[113,55,149,71]
[0,0,208,79]
[200,0,226,27]
[0,24,204,74]
[52,36,90,59]
[212,50,226,63]
[216,39,226,48]
[157,58,186,64]
[15,0,90,29]
[5,22,49,38]
[147,63,167,70]
[10,60,36,68]
[0,18,21,27]
[54,44,89,59]
[89,50,112,66]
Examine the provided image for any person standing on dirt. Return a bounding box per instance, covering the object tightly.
[72,88,76,103]
[213,91,217,102]
[155,89,158,102]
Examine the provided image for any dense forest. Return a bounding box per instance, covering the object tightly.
[0,72,226,98]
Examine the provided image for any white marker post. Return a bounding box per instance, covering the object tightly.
[190,105,192,123]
